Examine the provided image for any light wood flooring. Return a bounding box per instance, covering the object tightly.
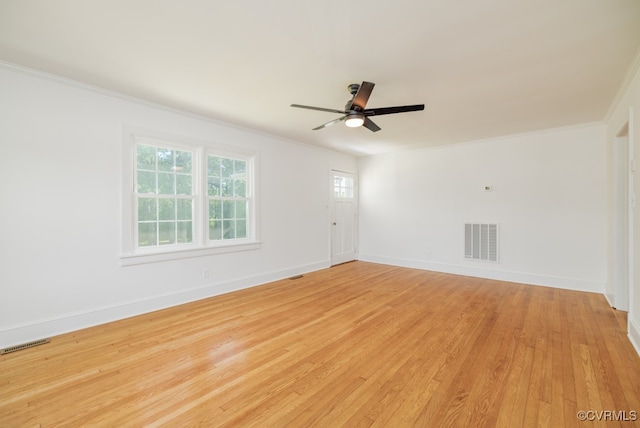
[1,261,640,427]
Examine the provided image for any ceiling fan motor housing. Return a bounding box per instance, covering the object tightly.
[345,100,360,111]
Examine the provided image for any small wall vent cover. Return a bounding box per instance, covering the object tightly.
[464,223,498,262]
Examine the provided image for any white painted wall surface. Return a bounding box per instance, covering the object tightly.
[0,64,356,348]
[358,124,608,292]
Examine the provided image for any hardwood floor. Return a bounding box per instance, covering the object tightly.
[2,262,639,427]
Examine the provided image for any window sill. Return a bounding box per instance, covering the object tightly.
[120,241,262,266]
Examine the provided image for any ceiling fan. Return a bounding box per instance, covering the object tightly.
[291,81,424,132]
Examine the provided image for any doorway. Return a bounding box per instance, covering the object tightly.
[330,170,357,265]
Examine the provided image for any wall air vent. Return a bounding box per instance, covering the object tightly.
[464,223,498,262]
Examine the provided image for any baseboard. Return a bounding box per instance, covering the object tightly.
[604,289,615,308]
[629,315,640,358]
[358,254,604,293]
[0,260,330,349]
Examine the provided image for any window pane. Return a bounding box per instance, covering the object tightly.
[221,179,233,197]
[235,200,247,219]
[177,199,192,221]
[138,198,157,221]
[209,220,222,240]
[334,177,342,193]
[208,156,220,177]
[222,200,235,219]
[157,148,174,172]
[221,158,234,177]
[345,187,353,199]
[137,144,156,170]
[344,177,354,198]
[159,222,176,245]
[234,179,246,197]
[137,171,156,193]
[209,200,222,220]
[158,198,175,220]
[158,172,175,194]
[333,175,354,199]
[176,174,192,195]
[236,219,247,238]
[176,221,192,243]
[138,223,157,247]
[223,220,235,239]
[208,177,220,197]
[234,159,246,176]
[175,150,192,173]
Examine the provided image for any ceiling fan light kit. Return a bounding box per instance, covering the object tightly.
[291,81,424,132]
[345,113,365,128]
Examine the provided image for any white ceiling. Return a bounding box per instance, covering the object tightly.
[1,1,639,156]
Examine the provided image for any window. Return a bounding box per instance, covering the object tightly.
[121,128,259,265]
[136,144,194,247]
[207,155,248,241]
[333,175,354,199]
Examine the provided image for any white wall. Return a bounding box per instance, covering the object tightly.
[358,123,608,292]
[606,52,640,355]
[0,64,356,348]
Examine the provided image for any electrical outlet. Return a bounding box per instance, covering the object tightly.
[202,268,209,279]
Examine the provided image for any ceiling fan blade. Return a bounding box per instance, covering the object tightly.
[364,104,425,116]
[348,81,375,111]
[291,104,346,114]
[363,117,381,132]
[312,116,347,130]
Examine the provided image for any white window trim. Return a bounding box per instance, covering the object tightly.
[121,125,261,266]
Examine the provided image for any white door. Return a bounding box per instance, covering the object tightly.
[331,170,357,265]
[613,131,630,311]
